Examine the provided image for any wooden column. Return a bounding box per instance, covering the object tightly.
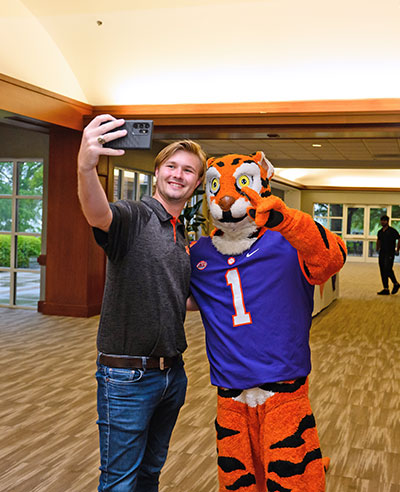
[38,125,106,317]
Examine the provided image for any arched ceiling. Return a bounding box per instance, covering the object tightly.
[3,0,400,105]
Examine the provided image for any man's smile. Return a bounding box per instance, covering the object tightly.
[168,181,185,190]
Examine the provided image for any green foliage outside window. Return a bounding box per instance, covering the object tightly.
[0,162,13,194]
[346,207,364,235]
[17,161,43,195]
[0,161,43,233]
[0,235,41,268]
[392,221,400,233]
[392,205,400,219]
[0,235,11,267]
[346,240,363,257]
[0,199,12,231]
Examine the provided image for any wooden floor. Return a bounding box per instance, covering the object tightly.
[1,262,399,491]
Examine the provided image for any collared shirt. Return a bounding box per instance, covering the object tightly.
[94,196,190,357]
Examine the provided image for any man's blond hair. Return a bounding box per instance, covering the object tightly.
[154,140,206,179]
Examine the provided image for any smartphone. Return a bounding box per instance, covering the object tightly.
[104,120,153,149]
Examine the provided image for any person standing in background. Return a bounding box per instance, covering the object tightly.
[376,214,400,295]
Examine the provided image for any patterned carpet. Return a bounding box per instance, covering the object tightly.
[0,261,399,491]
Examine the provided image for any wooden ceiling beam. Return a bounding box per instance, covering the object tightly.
[2,73,400,132]
[92,99,400,127]
[0,74,91,131]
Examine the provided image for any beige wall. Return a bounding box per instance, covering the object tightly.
[0,125,49,159]
[284,189,302,210]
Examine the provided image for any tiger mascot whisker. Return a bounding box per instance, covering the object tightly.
[189,151,346,491]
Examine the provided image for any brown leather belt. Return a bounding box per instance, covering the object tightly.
[99,353,180,370]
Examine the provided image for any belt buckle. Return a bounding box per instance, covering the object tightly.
[159,357,165,370]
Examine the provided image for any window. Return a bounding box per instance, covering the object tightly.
[313,203,343,236]
[0,160,43,308]
[392,205,400,233]
[113,168,154,202]
[369,207,387,236]
[313,202,400,262]
[346,241,363,257]
[346,207,364,235]
[368,241,379,259]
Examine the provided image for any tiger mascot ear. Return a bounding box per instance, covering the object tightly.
[207,156,216,169]
[252,151,275,179]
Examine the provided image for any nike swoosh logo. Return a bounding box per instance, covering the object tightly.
[246,248,259,257]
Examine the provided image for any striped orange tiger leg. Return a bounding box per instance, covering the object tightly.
[261,378,326,492]
[216,389,264,491]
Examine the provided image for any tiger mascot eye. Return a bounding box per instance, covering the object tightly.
[189,152,347,492]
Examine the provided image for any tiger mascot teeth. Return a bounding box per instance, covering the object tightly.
[189,151,346,492]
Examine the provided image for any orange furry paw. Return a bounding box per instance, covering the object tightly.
[242,187,286,228]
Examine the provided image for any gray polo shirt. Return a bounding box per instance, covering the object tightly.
[94,196,190,357]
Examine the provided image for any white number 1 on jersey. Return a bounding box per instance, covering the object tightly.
[225,268,252,327]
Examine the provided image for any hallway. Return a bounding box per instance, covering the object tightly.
[0,262,399,491]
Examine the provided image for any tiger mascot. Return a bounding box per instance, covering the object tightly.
[188,151,346,492]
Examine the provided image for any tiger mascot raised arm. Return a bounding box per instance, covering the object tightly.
[189,151,346,492]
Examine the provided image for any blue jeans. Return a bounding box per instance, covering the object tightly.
[96,358,187,491]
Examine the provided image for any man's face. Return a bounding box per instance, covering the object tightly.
[154,150,203,205]
[381,218,389,228]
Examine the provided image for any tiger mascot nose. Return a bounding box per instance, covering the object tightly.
[218,195,236,211]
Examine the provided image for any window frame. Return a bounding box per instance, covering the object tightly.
[313,202,400,263]
[0,159,43,308]
[113,167,154,202]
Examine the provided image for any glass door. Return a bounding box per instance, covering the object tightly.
[367,206,387,263]
[344,205,390,262]
[344,206,366,261]
[391,206,400,264]
[0,160,43,308]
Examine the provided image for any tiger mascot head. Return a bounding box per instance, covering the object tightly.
[205,151,275,255]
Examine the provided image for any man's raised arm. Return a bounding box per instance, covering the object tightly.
[77,115,127,231]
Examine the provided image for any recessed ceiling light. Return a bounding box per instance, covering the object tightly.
[312,144,322,148]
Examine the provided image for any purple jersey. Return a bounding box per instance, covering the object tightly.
[190,230,314,389]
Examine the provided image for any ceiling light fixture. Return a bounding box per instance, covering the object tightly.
[312,144,322,148]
